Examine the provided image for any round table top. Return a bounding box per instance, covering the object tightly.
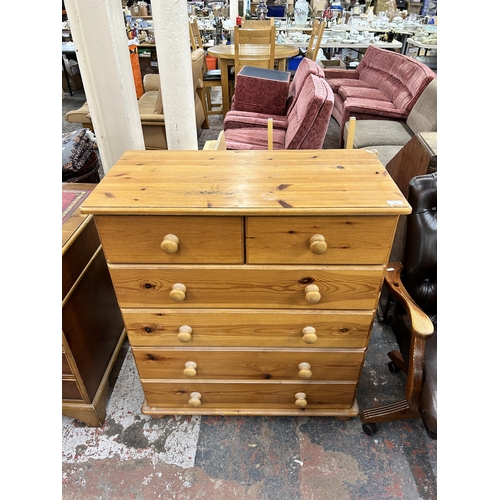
[208,44,299,60]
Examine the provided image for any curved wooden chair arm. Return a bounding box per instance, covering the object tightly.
[384,262,434,340]
[385,261,435,410]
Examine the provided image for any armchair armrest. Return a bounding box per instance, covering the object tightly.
[139,113,166,124]
[323,68,359,79]
[385,262,434,340]
[385,262,434,411]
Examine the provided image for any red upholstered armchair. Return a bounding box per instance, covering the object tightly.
[224,74,334,150]
[224,57,325,132]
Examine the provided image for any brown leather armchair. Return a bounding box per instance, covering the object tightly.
[360,173,437,439]
[64,48,207,150]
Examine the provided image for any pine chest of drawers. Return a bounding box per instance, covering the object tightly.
[81,150,410,419]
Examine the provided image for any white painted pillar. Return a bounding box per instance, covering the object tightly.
[150,0,198,150]
[230,0,239,21]
[64,0,145,174]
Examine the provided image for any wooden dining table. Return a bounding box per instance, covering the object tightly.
[207,44,299,116]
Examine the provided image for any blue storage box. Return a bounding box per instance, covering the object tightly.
[287,56,303,71]
[267,6,286,17]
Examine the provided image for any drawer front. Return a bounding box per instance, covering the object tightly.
[62,352,73,376]
[246,216,398,265]
[123,309,374,348]
[95,215,243,264]
[133,348,364,381]
[62,379,83,400]
[109,265,384,310]
[62,217,101,300]
[142,381,357,410]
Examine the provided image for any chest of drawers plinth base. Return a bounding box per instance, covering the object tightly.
[81,150,410,419]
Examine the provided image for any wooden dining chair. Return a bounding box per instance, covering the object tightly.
[189,19,233,119]
[305,19,326,62]
[233,25,277,76]
[241,18,274,28]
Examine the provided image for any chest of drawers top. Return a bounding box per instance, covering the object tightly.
[81,150,410,217]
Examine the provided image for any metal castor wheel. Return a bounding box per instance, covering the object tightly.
[388,361,400,373]
[362,423,378,436]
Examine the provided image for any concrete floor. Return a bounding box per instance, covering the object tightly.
[62,88,437,499]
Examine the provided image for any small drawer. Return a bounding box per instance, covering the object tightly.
[63,217,101,300]
[133,347,365,381]
[142,381,357,411]
[62,352,73,376]
[109,265,384,310]
[246,216,398,265]
[123,309,373,348]
[95,215,243,264]
[62,379,83,400]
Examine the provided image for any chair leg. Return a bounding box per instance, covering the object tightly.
[197,87,210,129]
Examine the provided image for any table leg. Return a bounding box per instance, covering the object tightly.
[278,59,286,71]
[220,59,230,116]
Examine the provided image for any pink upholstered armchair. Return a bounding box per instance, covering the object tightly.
[224,74,334,150]
[224,57,326,132]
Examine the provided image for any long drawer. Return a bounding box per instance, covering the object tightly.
[109,265,384,309]
[141,381,357,410]
[123,309,374,348]
[133,347,365,381]
[95,216,244,264]
[245,216,397,265]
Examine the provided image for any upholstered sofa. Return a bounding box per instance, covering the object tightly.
[323,45,436,147]
[65,48,206,150]
[344,78,437,167]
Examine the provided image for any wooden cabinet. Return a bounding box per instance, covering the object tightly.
[81,150,410,418]
[62,183,126,426]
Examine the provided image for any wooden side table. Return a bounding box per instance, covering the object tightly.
[62,183,126,426]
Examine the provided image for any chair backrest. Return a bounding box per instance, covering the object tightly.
[189,19,208,76]
[241,18,274,28]
[284,74,334,149]
[233,25,276,75]
[305,19,326,61]
[401,172,437,317]
[286,57,325,113]
[406,78,437,136]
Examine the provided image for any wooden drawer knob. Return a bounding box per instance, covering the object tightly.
[309,234,327,254]
[170,283,186,302]
[295,392,308,408]
[305,284,321,303]
[302,326,317,344]
[188,392,202,407]
[299,363,312,378]
[183,361,197,377]
[298,362,312,379]
[161,234,180,254]
[177,325,193,343]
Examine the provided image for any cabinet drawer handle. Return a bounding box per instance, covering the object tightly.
[309,234,327,254]
[183,361,197,377]
[302,326,317,344]
[177,325,193,343]
[161,234,180,254]
[188,392,202,407]
[295,392,308,408]
[305,284,321,303]
[170,283,187,302]
[298,362,312,379]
